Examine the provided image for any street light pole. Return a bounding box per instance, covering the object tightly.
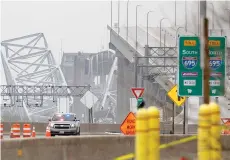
[126,0,130,40]
[185,0,187,32]
[147,11,154,46]
[160,18,169,47]
[118,1,120,35]
[144,10,154,94]
[225,8,230,28]
[136,5,142,50]
[111,1,112,27]
[175,27,184,47]
[209,3,214,29]
[175,0,177,26]
[198,1,200,36]
[135,4,142,87]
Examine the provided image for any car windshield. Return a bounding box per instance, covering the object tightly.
[51,114,75,121]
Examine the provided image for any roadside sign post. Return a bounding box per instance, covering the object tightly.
[130,98,137,113]
[131,88,145,109]
[178,36,203,96]
[178,36,202,136]
[80,91,98,123]
[208,37,226,96]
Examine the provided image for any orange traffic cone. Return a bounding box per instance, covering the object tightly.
[32,126,36,137]
[45,126,51,137]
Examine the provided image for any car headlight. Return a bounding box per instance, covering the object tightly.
[50,123,54,128]
[70,124,76,128]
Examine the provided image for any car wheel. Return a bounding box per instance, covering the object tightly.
[51,134,55,137]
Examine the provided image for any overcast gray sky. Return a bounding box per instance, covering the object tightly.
[1,0,223,57]
[1,1,110,56]
[1,0,227,85]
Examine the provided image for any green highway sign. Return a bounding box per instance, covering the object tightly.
[178,36,226,97]
[137,97,145,109]
[178,36,203,96]
[208,37,226,96]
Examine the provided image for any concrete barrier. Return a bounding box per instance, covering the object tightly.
[2,122,121,134]
[1,122,199,134]
[1,135,230,160]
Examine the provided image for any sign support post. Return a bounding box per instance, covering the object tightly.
[172,102,175,134]
[131,88,145,109]
[203,19,210,104]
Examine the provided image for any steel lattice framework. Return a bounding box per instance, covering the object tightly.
[86,52,117,122]
[1,33,75,121]
[100,57,117,119]
[139,47,177,81]
[0,85,90,96]
[137,46,230,98]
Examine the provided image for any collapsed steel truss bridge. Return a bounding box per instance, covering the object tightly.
[0,85,90,97]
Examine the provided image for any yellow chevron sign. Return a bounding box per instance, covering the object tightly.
[167,85,186,107]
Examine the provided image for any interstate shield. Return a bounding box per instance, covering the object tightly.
[182,56,197,69]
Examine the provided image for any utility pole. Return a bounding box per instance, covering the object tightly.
[200,1,209,105]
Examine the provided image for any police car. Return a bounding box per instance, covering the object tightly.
[48,113,80,136]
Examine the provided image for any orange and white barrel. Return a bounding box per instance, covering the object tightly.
[0,124,3,139]
[12,123,20,138]
[23,124,31,138]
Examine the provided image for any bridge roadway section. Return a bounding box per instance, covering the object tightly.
[2,122,198,140]
[2,134,230,160]
[108,25,230,125]
[2,122,230,159]
[1,122,200,135]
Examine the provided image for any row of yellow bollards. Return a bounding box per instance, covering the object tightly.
[135,106,160,160]
[135,103,222,160]
[198,102,222,160]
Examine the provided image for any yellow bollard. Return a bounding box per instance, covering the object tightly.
[210,102,222,160]
[135,108,148,160]
[147,106,160,160]
[198,104,211,160]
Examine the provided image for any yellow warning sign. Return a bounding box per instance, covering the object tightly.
[167,85,186,107]
[120,112,136,135]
